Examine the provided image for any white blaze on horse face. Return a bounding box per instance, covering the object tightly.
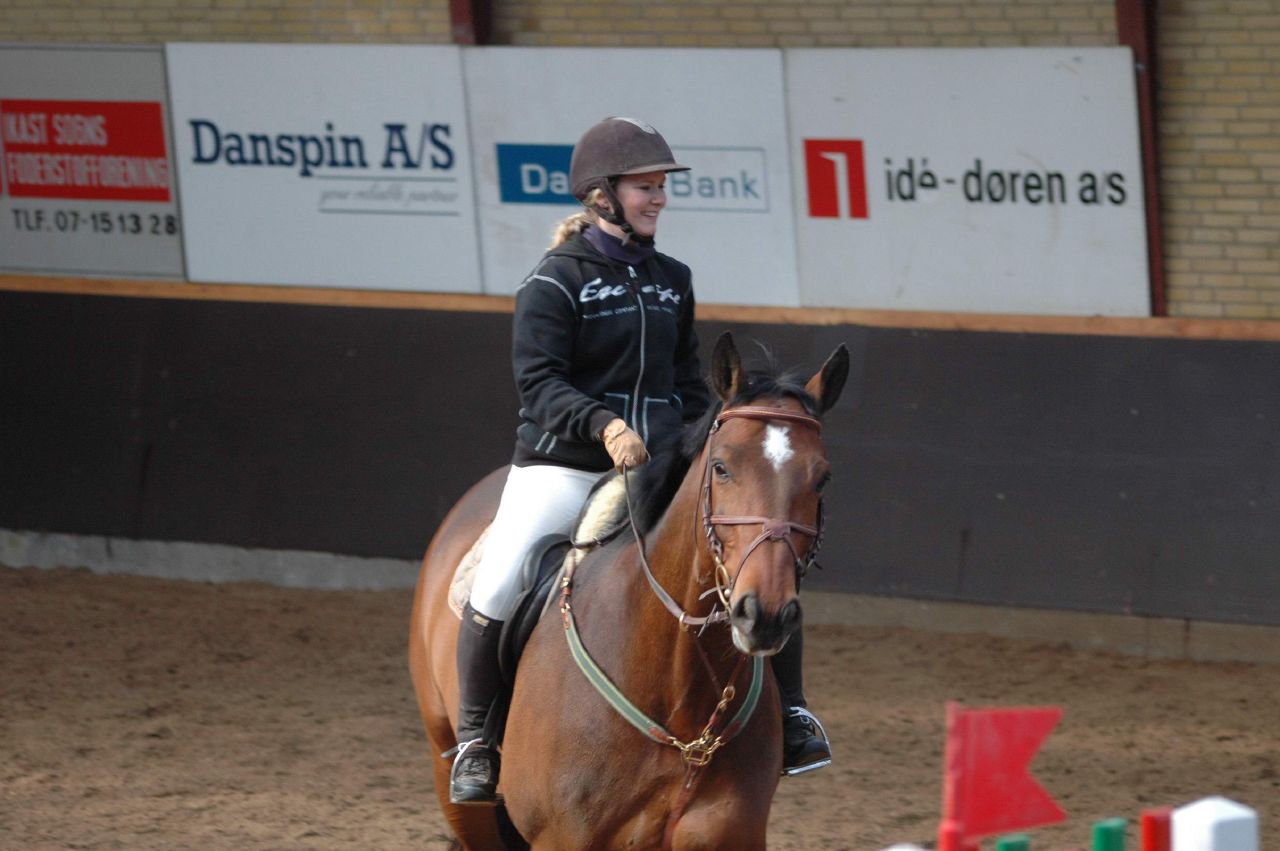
[762,425,794,472]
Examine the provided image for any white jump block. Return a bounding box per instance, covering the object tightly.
[1172,796,1258,851]
[880,846,927,851]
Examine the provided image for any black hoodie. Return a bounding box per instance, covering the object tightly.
[510,229,709,471]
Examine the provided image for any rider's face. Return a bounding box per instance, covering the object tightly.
[610,171,668,239]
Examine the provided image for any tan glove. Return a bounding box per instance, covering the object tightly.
[600,418,649,471]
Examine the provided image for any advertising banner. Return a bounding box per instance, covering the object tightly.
[0,46,183,278]
[166,44,479,291]
[787,48,1149,316]
[464,48,799,306]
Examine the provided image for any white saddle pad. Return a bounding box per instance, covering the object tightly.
[447,525,490,620]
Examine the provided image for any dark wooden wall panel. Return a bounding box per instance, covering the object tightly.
[4,291,1278,625]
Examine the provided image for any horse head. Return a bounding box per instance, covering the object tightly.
[703,332,848,657]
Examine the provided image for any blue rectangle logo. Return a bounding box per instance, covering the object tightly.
[496,143,575,205]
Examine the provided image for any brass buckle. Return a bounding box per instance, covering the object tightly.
[677,734,724,767]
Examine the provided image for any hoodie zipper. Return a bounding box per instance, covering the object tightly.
[628,264,647,440]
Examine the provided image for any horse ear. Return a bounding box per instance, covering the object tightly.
[805,343,850,414]
[710,332,744,403]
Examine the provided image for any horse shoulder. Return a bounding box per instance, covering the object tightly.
[502,542,650,842]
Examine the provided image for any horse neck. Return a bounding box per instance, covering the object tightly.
[622,450,738,708]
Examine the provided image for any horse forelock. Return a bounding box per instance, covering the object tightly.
[628,367,821,536]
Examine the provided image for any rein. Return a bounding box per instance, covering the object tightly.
[622,464,728,629]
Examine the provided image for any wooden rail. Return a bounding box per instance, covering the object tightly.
[6,274,1280,342]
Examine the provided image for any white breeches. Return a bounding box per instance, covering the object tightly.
[468,464,606,621]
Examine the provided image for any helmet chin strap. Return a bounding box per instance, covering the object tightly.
[592,179,653,248]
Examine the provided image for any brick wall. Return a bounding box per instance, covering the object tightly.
[493,1,1117,48]
[0,0,452,44]
[2,0,1277,319]
[1160,1,1280,318]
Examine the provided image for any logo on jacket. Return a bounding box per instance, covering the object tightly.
[580,277,681,306]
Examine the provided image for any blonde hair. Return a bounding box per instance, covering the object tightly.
[548,187,607,249]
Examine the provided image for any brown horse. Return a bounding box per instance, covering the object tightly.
[409,333,848,850]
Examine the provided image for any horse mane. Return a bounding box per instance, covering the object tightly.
[627,357,821,536]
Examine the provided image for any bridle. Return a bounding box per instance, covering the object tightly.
[623,403,827,631]
[700,405,826,612]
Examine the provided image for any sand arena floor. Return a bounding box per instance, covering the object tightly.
[2,565,1276,849]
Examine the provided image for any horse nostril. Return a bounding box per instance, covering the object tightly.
[778,599,802,635]
[732,593,760,626]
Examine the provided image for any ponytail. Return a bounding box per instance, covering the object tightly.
[548,188,607,249]
[548,211,593,249]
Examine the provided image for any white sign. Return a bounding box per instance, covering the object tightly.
[464,48,799,306]
[786,48,1149,316]
[0,45,183,278]
[166,44,480,291]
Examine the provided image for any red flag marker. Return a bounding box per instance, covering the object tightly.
[938,702,1067,851]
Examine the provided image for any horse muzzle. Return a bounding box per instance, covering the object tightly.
[729,593,801,656]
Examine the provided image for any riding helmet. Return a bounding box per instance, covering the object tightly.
[569,117,690,201]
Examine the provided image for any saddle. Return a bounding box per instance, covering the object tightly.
[448,472,631,743]
[497,534,572,685]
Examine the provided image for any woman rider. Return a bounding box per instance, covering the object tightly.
[450,116,832,805]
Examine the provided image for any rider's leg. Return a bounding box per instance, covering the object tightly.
[451,601,506,804]
[770,629,832,775]
[450,464,603,805]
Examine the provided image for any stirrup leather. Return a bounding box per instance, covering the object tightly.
[782,706,833,777]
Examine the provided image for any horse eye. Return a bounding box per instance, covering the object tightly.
[711,460,730,480]
[816,473,832,494]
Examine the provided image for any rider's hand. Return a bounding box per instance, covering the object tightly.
[600,418,649,471]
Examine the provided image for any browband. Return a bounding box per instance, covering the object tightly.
[713,406,822,433]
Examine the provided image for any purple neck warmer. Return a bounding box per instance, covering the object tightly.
[583,224,656,266]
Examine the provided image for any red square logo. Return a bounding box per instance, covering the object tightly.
[804,139,868,219]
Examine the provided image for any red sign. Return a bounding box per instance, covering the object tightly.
[0,99,171,202]
[803,138,868,219]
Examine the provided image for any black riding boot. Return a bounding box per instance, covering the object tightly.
[449,602,505,805]
[770,630,832,775]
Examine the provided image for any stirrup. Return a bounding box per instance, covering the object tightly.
[782,706,833,777]
[446,738,504,806]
